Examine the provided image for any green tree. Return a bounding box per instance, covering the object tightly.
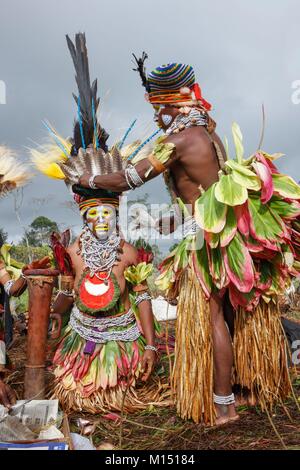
[10,245,52,265]
[22,216,58,247]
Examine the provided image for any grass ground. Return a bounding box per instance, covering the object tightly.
[5,299,300,451]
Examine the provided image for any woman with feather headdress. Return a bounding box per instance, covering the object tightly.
[31,33,171,413]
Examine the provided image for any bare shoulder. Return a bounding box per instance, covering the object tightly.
[165,126,211,152]
[122,241,138,266]
[66,236,80,256]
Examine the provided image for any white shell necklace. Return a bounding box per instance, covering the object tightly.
[80,225,121,278]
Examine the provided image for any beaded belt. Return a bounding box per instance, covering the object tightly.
[69,305,141,344]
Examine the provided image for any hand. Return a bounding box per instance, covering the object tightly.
[0,380,16,408]
[140,349,156,382]
[49,313,62,340]
[78,172,92,188]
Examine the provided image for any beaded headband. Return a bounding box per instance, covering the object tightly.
[79,198,120,217]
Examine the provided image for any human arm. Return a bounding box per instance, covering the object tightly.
[124,245,157,382]
[0,256,51,298]
[50,276,74,339]
[78,137,177,192]
[137,298,157,382]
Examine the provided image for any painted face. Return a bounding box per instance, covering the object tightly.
[153,105,162,124]
[154,106,179,130]
[85,204,117,241]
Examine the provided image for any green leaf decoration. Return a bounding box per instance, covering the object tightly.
[232,122,244,163]
[215,174,248,206]
[269,196,300,219]
[226,160,261,190]
[272,174,300,199]
[224,232,254,292]
[220,206,238,247]
[194,183,227,233]
[248,195,284,242]
[176,197,191,217]
[153,139,175,165]
[208,247,226,289]
[173,237,190,271]
[205,232,220,249]
[192,246,213,297]
[124,262,153,285]
[224,136,230,159]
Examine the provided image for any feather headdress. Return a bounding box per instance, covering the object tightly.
[0,146,31,198]
[30,33,160,200]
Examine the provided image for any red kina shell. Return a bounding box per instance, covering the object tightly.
[79,272,116,310]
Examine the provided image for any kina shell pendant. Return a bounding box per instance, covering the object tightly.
[77,271,120,314]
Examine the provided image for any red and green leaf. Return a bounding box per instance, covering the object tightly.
[272,174,300,199]
[234,203,250,237]
[223,232,254,293]
[269,197,300,220]
[248,195,285,243]
[252,160,274,203]
[194,183,227,233]
[220,206,237,247]
[192,246,213,298]
[226,159,261,190]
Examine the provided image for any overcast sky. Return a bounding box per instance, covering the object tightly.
[1,0,300,249]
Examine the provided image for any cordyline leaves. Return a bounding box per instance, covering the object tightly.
[192,246,213,298]
[269,197,300,219]
[231,122,244,163]
[207,247,227,289]
[155,122,300,313]
[220,206,237,247]
[215,174,248,206]
[226,159,261,190]
[234,203,250,237]
[272,174,300,199]
[204,231,220,249]
[252,160,274,203]
[248,195,284,243]
[223,232,254,293]
[124,262,153,285]
[194,183,227,233]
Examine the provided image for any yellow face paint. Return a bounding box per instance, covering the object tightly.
[85,204,117,240]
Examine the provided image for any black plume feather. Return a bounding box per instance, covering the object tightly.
[66,33,109,152]
[132,52,150,92]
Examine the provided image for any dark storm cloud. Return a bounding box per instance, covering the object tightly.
[1,0,300,245]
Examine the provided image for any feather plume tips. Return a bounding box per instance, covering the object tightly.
[0,146,31,197]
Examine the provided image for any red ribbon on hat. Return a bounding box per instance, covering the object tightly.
[191,83,212,111]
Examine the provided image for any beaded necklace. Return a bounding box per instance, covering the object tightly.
[79,225,121,279]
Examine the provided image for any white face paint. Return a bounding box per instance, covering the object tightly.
[161,114,172,126]
[85,204,117,241]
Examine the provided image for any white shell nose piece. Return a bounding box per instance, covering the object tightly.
[161,114,172,126]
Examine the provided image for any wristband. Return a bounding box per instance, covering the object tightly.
[144,344,158,353]
[88,175,98,189]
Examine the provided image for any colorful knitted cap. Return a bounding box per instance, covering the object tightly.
[147,63,195,92]
[147,63,211,110]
